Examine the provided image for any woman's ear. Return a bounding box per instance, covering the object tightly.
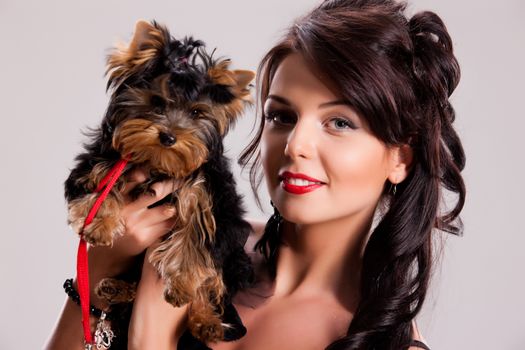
[387,143,414,184]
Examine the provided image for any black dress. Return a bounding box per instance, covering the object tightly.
[410,339,431,349]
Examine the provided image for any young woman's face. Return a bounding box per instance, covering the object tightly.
[261,53,394,225]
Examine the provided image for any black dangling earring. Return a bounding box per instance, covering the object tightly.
[257,200,283,278]
[267,200,282,234]
[389,181,397,196]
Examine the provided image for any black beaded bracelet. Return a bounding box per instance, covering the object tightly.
[63,278,114,321]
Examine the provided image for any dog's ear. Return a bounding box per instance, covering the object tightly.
[220,67,255,134]
[232,69,256,102]
[204,59,256,134]
[127,20,155,53]
[105,19,168,92]
[205,60,255,101]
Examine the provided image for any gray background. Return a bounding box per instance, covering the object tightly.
[1,0,523,349]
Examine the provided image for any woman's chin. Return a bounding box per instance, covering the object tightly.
[279,207,324,226]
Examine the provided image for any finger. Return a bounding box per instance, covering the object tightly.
[150,217,177,238]
[133,178,180,209]
[113,211,175,254]
[137,203,177,228]
[140,217,177,245]
[122,167,149,197]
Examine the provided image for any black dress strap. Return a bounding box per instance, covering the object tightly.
[410,339,431,349]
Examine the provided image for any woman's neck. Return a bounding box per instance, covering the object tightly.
[271,203,378,312]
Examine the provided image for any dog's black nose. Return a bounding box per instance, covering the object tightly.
[159,131,177,146]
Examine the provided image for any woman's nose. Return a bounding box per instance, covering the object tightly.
[284,119,316,160]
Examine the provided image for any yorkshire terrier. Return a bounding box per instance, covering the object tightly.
[64,19,255,347]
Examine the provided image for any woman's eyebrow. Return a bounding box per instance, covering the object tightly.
[267,94,353,109]
[267,94,291,106]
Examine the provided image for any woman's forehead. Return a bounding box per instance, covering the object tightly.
[268,53,341,106]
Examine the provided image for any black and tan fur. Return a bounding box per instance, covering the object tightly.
[64,19,255,348]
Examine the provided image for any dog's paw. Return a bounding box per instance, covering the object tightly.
[164,288,192,307]
[95,278,137,304]
[83,216,123,246]
[82,195,124,246]
[67,193,124,245]
[189,312,224,343]
[67,193,99,236]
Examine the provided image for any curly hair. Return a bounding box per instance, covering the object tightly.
[238,0,466,349]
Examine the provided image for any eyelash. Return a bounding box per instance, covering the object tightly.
[327,117,355,130]
[264,111,356,130]
[264,111,294,124]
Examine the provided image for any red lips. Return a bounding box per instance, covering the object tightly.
[279,171,325,195]
[279,171,325,183]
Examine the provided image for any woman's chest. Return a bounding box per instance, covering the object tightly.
[207,292,352,350]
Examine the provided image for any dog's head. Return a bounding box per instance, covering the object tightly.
[101,20,255,178]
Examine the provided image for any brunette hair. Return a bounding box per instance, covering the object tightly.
[238,0,466,348]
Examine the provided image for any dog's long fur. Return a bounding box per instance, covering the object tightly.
[64,19,255,348]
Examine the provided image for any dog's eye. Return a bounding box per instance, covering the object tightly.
[190,108,202,118]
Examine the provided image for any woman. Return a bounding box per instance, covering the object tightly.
[46,0,465,349]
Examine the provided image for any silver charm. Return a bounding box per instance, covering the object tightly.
[94,311,115,349]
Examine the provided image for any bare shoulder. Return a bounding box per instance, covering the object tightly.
[409,319,430,350]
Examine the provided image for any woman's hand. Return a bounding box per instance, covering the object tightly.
[88,167,180,280]
[128,243,190,350]
[45,167,182,350]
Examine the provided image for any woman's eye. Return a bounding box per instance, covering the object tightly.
[264,110,295,125]
[326,117,356,130]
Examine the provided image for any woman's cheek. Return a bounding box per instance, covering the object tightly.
[326,139,388,210]
[261,132,283,190]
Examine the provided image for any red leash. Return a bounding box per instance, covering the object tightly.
[76,154,131,347]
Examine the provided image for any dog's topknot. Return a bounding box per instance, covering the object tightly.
[104,19,255,111]
[105,19,206,101]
